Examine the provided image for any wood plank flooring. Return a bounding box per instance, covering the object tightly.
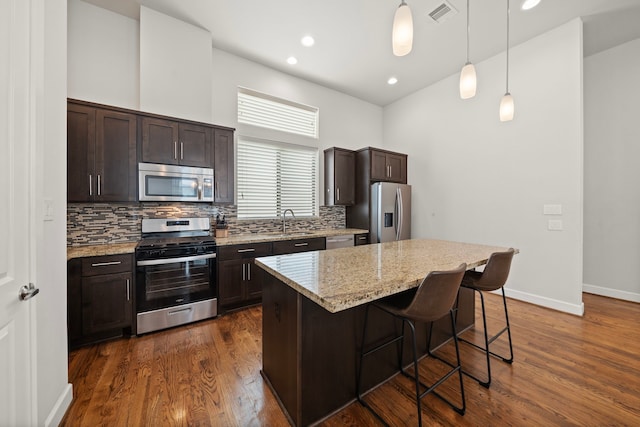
[60,293,640,426]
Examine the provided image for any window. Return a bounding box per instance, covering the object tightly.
[237,138,318,219]
[237,87,319,138]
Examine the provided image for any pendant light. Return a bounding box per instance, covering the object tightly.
[392,1,413,56]
[459,0,477,99]
[500,0,514,121]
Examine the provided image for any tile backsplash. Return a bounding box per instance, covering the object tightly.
[67,203,346,246]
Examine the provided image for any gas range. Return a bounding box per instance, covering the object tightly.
[136,218,216,260]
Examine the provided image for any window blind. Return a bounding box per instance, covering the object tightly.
[237,138,318,219]
[237,88,318,138]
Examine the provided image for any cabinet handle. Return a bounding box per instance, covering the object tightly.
[180,142,184,160]
[89,174,93,196]
[97,174,101,196]
[247,263,251,281]
[126,279,130,301]
[294,242,309,247]
[359,236,367,240]
[242,263,246,281]
[237,248,255,253]
[91,261,122,267]
[336,187,340,201]
[174,141,178,159]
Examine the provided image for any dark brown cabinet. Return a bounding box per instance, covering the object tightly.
[67,102,137,202]
[324,147,355,206]
[272,237,325,255]
[213,128,234,203]
[140,117,212,168]
[347,147,408,230]
[370,149,407,183]
[218,242,272,311]
[67,254,134,349]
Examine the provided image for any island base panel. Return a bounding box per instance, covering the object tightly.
[262,275,474,426]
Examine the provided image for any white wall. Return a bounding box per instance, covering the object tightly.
[583,37,640,303]
[40,0,73,425]
[67,0,139,109]
[383,19,585,315]
[140,6,212,122]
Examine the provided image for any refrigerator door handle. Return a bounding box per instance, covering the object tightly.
[396,187,403,241]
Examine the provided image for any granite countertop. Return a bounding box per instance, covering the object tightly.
[67,242,138,261]
[215,228,368,246]
[255,239,518,313]
[67,228,370,260]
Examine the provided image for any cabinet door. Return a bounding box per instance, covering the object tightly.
[386,153,406,183]
[179,123,212,168]
[95,110,137,201]
[141,117,180,165]
[67,103,95,202]
[213,129,234,203]
[245,261,263,301]
[218,259,244,308]
[370,150,388,181]
[334,150,355,205]
[81,272,132,335]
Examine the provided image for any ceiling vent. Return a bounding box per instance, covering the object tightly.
[427,0,458,24]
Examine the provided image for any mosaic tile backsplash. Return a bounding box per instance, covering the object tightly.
[67,203,346,246]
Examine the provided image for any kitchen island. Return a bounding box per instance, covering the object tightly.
[255,239,516,426]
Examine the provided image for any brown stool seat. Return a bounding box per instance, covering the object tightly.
[357,263,467,426]
[458,248,515,388]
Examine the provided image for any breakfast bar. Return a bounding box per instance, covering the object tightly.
[255,239,515,426]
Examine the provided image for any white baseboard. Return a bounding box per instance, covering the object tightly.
[503,288,585,316]
[44,383,73,427]
[582,283,640,303]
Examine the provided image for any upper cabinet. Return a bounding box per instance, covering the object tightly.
[369,148,407,183]
[140,117,212,168]
[324,147,355,206]
[213,128,234,203]
[67,101,137,202]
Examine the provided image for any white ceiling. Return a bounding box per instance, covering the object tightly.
[81,0,640,106]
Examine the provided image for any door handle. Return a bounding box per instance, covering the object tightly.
[126,279,131,301]
[97,174,101,196]
[174,141,178,159]
[180,142,184,159]
[89,174,93,196]
[242,263,246,281]
[336,187,340,201]
[247,263,251,281]
[19,283,40,301]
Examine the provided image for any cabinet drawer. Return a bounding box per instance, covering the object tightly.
[81,254,133,276]
[218,242,273,261]
[354,233,369,246]
[272,237,326,255]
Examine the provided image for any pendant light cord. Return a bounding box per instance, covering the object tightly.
[466,0,470,64]
[506,0,510,93]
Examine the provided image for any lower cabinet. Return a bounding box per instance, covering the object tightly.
[68,254,134,349]
[218,242,272,312]
[354,233,369,246]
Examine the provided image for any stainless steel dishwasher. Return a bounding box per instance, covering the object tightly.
[325,234,354,249]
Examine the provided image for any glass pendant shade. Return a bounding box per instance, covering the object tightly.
[392,2,413,56]
[459,62,477,99]
[499,92,514,121]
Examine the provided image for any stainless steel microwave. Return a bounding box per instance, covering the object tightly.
[138,162,214,202]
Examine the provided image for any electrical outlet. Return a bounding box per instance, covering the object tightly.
[548,219,563,231]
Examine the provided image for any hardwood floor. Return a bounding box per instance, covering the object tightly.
[61,293,640,426]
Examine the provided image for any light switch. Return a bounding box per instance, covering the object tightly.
[548,219,563,231]
[44,198,54,221]
[543,204,562,215]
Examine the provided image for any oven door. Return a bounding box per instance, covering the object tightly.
[136,253,216,313]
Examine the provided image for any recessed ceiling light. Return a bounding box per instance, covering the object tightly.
[521,0,541,10]
[301,35,315,47]
[387,77,398,85]
[287,56,298,65]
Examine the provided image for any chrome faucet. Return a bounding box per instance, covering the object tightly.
[282,209,296,233]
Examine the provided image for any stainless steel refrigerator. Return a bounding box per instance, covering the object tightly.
[370,182,411,243]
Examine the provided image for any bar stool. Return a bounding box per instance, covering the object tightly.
[356,264,467,426]
[458,248,515,388]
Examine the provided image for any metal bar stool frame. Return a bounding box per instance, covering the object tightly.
[457,248,515,388]
[356,264,467,427]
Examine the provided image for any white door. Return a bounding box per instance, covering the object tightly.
[0,0,38,425]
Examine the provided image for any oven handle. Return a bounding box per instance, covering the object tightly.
[136,253,216,266]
